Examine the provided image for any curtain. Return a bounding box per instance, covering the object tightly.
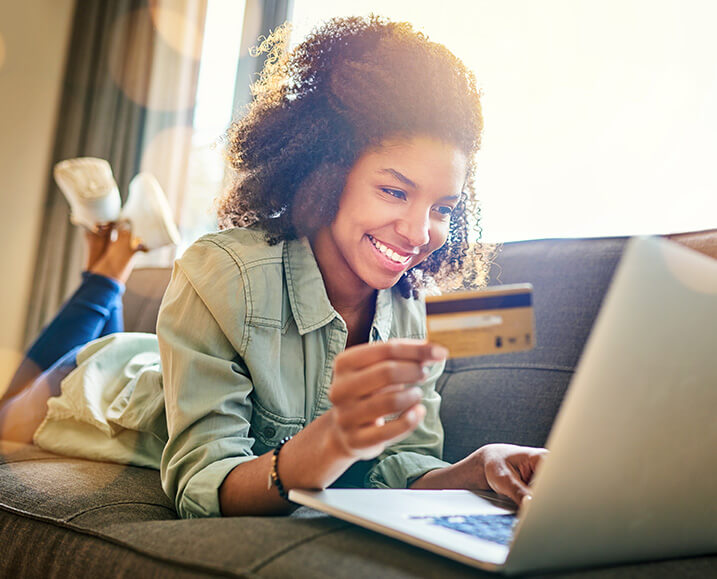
[232,0,294,114]
[24,0,206,345]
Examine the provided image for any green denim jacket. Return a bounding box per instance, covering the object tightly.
[35,228,449,519]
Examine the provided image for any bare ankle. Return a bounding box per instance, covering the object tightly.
[89,227,138,284]
[84,225,113,271]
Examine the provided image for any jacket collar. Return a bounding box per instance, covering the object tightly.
[371,287,394,343]
[284,237,393,340]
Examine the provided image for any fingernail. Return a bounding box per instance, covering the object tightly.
[405,409,416,421]
[421,364,431,378]
[431,346,449,359]
[411,386,423,400]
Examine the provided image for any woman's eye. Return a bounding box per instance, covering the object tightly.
[434,205,454,217]
[381,188,406,200]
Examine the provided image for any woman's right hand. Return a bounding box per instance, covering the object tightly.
[327,339,448,460]
[219,339,447,516]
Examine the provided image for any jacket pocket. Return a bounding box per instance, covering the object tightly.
[250,397,305,455]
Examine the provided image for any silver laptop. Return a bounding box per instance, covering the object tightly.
[290,236,717,575]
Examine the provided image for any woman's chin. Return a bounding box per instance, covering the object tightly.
[363,270,406,291]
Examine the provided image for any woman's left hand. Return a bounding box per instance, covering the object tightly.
[411,443,548,506]
[469,444,548,505]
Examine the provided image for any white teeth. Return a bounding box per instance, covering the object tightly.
[369,236,410,264]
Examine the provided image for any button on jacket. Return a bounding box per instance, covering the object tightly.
[35,228,449,519]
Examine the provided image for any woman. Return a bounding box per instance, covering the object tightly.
[1,16,545,519]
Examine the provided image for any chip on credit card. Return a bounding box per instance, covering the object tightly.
[425,283,535,358]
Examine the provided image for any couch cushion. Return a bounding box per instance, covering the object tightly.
[123,267,173,333]
[438,237,628,462]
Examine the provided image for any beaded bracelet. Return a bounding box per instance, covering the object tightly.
[267,435,293,501]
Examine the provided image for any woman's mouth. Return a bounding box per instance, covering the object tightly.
[366,234,413,272]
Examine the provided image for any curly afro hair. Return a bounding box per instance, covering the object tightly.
[218,15,491,298]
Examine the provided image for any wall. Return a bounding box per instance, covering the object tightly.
[0,0,76,393]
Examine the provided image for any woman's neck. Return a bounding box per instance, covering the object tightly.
[318,261,377,336]
[322,275,377,347]
[310,228,377,342]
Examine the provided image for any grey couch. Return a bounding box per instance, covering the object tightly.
[2,233,716,578]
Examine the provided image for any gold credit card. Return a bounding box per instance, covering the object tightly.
[425,284,535,359]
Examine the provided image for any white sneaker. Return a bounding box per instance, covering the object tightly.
[53,157,122,230]
[121,172,181,250]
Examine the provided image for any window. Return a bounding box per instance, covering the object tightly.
[176,0,716,248]
[290,0,717,241]
[176,0,246,256]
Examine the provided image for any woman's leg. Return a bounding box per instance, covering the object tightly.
[0,273,123,406]
[24,272,124,373]
[101,288,125,338]
[1,228,136,406]
[0,347,80,443]
[85,270,126,338]
[87,224,128,338]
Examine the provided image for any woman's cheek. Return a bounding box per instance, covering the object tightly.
[414,234,447,268]
[429,222,451,252]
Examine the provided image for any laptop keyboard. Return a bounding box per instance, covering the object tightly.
[410,514,517,545]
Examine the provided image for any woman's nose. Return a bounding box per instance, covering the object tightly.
[395,210,430,248]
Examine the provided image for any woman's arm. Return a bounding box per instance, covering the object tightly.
[219,412,352,515]
[158,260,259,519]
[219,340,447,516]
[410,444,548,505]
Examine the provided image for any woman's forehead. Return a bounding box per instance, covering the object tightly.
[357,136,468,188]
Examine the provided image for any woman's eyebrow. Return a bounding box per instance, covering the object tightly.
[379,168,417,189]
[379,168,461,201]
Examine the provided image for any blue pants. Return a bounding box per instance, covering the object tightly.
[2,272,125,403]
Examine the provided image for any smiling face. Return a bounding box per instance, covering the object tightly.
[311,136,468,303]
